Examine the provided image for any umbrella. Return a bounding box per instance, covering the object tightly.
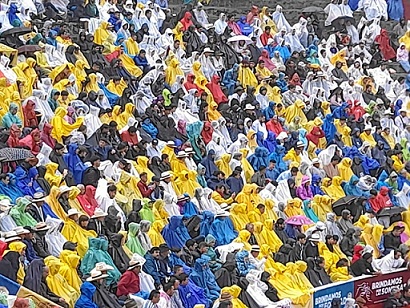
[332,16,355,26]
[302,6,324,13]
[377,207,405,217]
[0,27,32,37]
[285,215,313,226]
[0,148,34,162]
[227,35,252,43]
[332,196,357,216]
[18,45,41,54]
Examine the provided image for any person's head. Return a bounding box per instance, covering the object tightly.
[245,223,254,234]
[159,244,170,258]
[173,266,183,277]
[198,242,208,254]
[336,258,349,268]
[269,160,276,169]
[316,256,326,269]
[250,245,260,258]
[404,286,410,298]
[107,184,117,199]
[177,273,189,286]
[78,215,89,228]
[362,252,373,263]
[0,173,9,185]
[148,290,160,303]
[257,203,265,214]
[90,155,101,168]
[219,301,233,308]
[150,247,160,259]
[297,233,306,244]
[42,265,49,280]
[163,282,175,297]
[391,287,402,299]
[394,249,402,260]
[140,172,148,183]
[331,155,341,166]
[186,239,197,251]
[259,165,266,175]
[393,226,403,236]
[290,167,299,177]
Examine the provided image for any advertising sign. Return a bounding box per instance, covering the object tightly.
[313,280,354,308]
[353,269,410,307]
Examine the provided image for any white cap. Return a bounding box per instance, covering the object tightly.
[67,208,80,217]
[92,208,108,219]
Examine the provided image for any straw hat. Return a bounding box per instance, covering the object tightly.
[32,192,46,202]
[13,227,29,235]
[92,208,108,219]
[59,185,72,194]
[33,222,50,232]
[93,262,114,272]
[86,270,109,282]
[160,171,172,180]
[3,231,21,243]
[67,208,80,217]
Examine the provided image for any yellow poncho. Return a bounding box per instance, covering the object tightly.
[229,203,250,231]
[44,163,64,188]
[255,63,272,79]
[59,250,82,293]
[361,223,382,258]
[283,148,302,165]
[354,215,370,229]
[51,107,84,143]
[259,6,277,32]
[49,63,74,84]
[118,53,143,78]
[84,73,100,93]
[284,198,305,217]
[399,31,410,50]
[392,155,404,172]
[327,176,346,201]
[135,156,155,181]
[174,170,201,197]
[220,286,247,308]
[381,131,395,149]
[94,21,115,53]
[235,184,254,211]
[270,262,312,306]
[172,22,185,48]
[124,37,140,56]
[152,199,170,229]
[7,242,26,284]
[238,64,258,88]
[311,195,333,222]
[207,101,222,122]
[233,230,252,251]
[338,158,354,182]
[148,220,166,246]
[259,219,283,252]
[330,49,348,72]
[118,103,135,130]
[171,157,188,174]
[360,131,377,147]
[341,126,352,146]
[74,60,87,90]
[329,265,352,282]
[61,218,97,258]
[165,58,184,85]
[284,99,307,125]
[117,171,142,215]
[239,148,254,182]
[248,208,267,224]
[258,244,276,269]
[216,154,232,176]
[107,78,128,96]
[45,256,79,307]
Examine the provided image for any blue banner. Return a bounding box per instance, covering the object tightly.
[313,280,354,308]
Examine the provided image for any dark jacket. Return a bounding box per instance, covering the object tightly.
[304,241,319,259]
[82,166,102,187]
[384,232,402,250]
[350,258,376,277]
[340,228,356,257]
[289,242,304,262]
[143,253,163,285]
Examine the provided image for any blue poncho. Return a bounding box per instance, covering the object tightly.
[248,147,269,171]
[237,16,253,36]
[268,144,287,173]
[311,174,324,196]
[161,216,191,249]
[344,175,369,197]
[8,4,22,27]
[222,64,239,95]
[64,144,87,185]
[200,211,214,237]
[14,166,43,197]
[263,131,277,153]
[190,256,220,303]
[179,281,208,308]
[200,150,219,179]
[209,216,238,246]
[262,101,276,120]
[0,173,24,203]
[187,121,204,161]
[387,0,404,21]
[75,282,99,308]
[182,194,199,217]
[323,114,337,143]
[141,118,158,139]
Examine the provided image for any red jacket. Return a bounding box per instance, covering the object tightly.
[137,180,154,198]
[369,187,393,213]
[117,270,140,297]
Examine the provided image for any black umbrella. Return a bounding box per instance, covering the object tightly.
[377,207,405,227]
[0,27,32,37]
[0,148,34,162]
[17,45,41,54]
[302,6,324,13]
[332,196,357,216]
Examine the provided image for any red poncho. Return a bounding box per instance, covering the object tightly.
[375,29,396,61]
[23,100,38,128]
[41,123,56,148]
[77,185,99,216]
[7,124,21,148]
[180,12,194,31]
[369,187,393,213]
[266,118,284,136]
[349,100,366,121]
[19,129,42,155]
[259,50,276,71]
[117,270,140,297]
[201,121,214,144]
[306,126,325,146]
[206,75,228,104]
[184,73,199,91]
[121,130,138,145]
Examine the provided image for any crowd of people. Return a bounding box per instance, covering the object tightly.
[0,0,409,307]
